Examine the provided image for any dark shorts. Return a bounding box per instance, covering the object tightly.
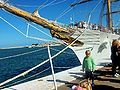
[85,71,94,80]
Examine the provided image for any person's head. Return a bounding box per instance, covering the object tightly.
[112,39,118,46]
[85,50,91,57]
[117,40,120,48]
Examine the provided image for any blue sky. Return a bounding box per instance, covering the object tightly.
[0,0,119,48]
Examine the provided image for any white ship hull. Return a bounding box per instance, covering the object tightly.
[2,29,119,90]
[70,29,119,65]
[0,1,119,89]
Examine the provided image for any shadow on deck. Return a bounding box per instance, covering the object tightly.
[94,85,120,90]
[56,66,120,90]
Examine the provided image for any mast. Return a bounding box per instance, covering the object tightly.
[106,0,113,31]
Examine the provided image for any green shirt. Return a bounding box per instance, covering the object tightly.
[82,56,96,71]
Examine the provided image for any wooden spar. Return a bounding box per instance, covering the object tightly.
[0,2,84,46]
[0,2,68,33]
[106,0,113,30]
[71,0,92,7]
[104,10,120,15]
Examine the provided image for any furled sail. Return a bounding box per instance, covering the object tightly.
[0,0,84,46]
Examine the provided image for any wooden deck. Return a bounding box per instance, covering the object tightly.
[56,66,120,90]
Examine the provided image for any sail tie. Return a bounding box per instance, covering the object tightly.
[32,9,40,17]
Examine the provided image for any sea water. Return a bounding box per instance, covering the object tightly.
[0,45,80,88]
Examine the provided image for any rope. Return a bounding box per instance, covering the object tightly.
[0,0,85,87]
[0,29,85,87]
[54,66,73,69]
[36,0,48,11]
[0,47,46,60]
[55,0,77,21]
[11,0,67,8]
[28,23,57,41]
[1,67,50,89]
[1,9,66,45]
[40,0,57,10]
[55,7,72,21]
[87,0,103,24]
[1,2,68,46]
[0,17,54,42]
[50,47,75,55]
[1,66,72,88]
[26,23,30,36]
[30,23,68,45]
[50,0,67,6]
[48,45,57,90]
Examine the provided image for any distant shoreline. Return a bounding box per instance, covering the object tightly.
[0,44,61,50]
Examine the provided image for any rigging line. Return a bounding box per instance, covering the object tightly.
[2,7,62,43]
[11,0,67,8]
[54,66,73,69]
[38,0,68,8]
[0,47,47,60]
[3,0,9,4]
[0,17,26,36]
[114,19,120,27]
[55,6,72,21]
[71,0,92,7]
[0,16,54,42]
[26,23,30,36]
[27,35,53,42]
[1,7,65,44]
[71,2,76,24]
[1,67,51,89]
[99,0,106,26]
[87,0,103,24]
[50,0,67,6]
[48,45,57,90]
[29,23,56,40]
[29,23,67,45]
[0,29,85,87]
[70,0,81,24]
[11,5,40,8]
[39,0,70,10]
[2,8,67,46]
[36,0,48,11]
[55,0,77,21]
[50,47,75,55]
[40,0,57,10]
[1,4,67,45]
